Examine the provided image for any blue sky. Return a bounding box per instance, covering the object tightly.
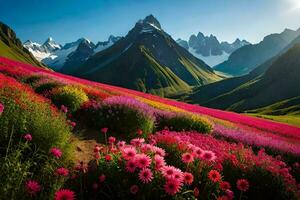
[1,0,300,44]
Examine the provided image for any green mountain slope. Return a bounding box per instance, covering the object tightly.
[200,44,300,112]
[72,15,221,97]
[214,28,300,76]
[0,22,44,67]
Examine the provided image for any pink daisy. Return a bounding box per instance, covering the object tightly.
[0,103,4,114]
[152,146,166,157]
[121,147,137,160]
[183,172,194,185]
[117,141,126,149]
[208,170,222,183]
[161,166,177,179]
[26,180,41,196]
[164,178,181,196]
[125,160,136,173]
[55,167,69,177]
[220,181,231,191]
[60,105,68,113]
[50,147,62,158]
[181,153,194,164]
[130,185,139,194]
[201,150,216,161]
[108,136,116,144]
[154,155,166,169]
[135,154,152,169]
[24,134,32,141]
[193,147,204,158]
[138,168,153,184]
[237,179,249,192]
[130,138,145,146]
[54,189,75,200]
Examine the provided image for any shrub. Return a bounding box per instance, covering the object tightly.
[34,79,64,95]
[50,85,89,112]
[76,96,155,140]
[23,74,43,86]
[155,111,212,133]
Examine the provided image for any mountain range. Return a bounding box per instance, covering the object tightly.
[176,33,250,67]
[0,22,44,67]
[71,15,222,96]
[214,28,300,76]
[24,35,121,70]
[188,33,300,114]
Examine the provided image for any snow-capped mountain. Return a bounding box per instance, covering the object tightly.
[23,36,121,70]
[177,33,250,67]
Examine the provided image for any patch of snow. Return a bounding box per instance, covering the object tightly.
[189,47,230,67]
[148,23,161,31]
[94,40,113,54]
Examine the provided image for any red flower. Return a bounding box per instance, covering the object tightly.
[99,174,106,183]
[183,172,194,185]
[194,187,199,197]
[237,179,249,192]
[26,180,41,196]
[54,189,75,200]
[105,155,112,161]
[220,181,231,190]
[208,170,222,183]
[101,127,108,134]
[137,129,143,135]
[164,178,182,196]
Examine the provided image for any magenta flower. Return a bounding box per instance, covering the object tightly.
[0,103,4,114]
[24,134,32,141]
[26,180,41,196]
[108,136,116,144]
[54,189,75,200]
[181,152,194,164]
[130,185,139,194]
[164,178,182,196]
[55,167,69,177]
[99,174,106,183]
[183,172,194,185]
[237,179,249,192]
[125,160,136,173]
[50,147,62,158]
[121,147,137,160]
[101,127,108,134]
[208,170,222,183]
[138,168,153,184]
[135,154,151,169]
[60,105,68,113]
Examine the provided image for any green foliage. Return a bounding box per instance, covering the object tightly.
[34,80,64,95]
[50,85,89,112]
[156,112,213,133]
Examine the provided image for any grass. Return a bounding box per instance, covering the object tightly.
[247,113,300,127]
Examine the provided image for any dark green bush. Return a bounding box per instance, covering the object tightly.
[34,80,64,94]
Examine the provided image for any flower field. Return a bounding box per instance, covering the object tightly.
[0,56,300,199]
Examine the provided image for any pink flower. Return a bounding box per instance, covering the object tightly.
[181,153,194,164]
[117,141,126,149]
[125,160,136,173]
[24,134,32,141]
[108,136,116,144]
[55,167,69,177]
[225,189,234,200]
[99,174,106,183]
[135,154,151,169]
[201,150,216,161]
[152,146,166,157]
[121,147,137,160]
[60,105,68,113]
[130,138,145,146]
[161,166,177,179]
[164,178,181,196]
[101,127,108,134]
[130,185,139,194]
[26,180,41,196]
[193,147,204,158]
[50,147,62,158]
[0,103,4,114]
[237,179,249,192]
[54,189,75,200]
[138,168,153,183]
[94,145,101,153]
[154,155,166,169]
[183,172,194,185]
[208,170,222,183]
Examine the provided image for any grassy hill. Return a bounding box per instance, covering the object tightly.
[0,22,44,67]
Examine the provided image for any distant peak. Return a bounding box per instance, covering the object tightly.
[46,37,53,42]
